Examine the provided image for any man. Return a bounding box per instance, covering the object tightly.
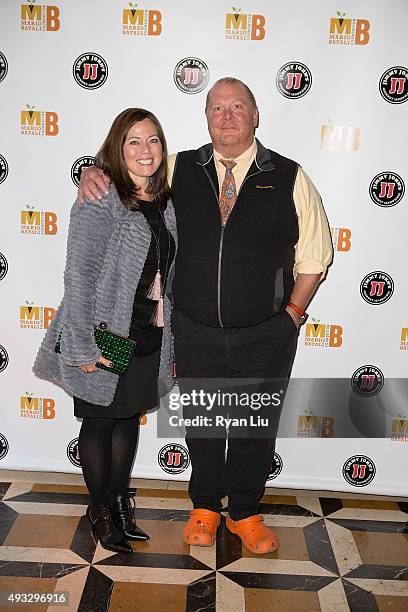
[79,77,333,554]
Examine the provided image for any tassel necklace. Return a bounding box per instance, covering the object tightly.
[145,206,171,327]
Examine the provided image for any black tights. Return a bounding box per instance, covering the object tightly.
[78,414,140,505]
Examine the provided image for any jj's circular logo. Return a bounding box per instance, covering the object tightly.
[158,443,190,474]
[343,455,376,487]
[73,53,108,90]
[0,433,9,460]
[0,52,8,83]
[267,451,283,481]
[351,365,384,397]
[360,271,394,305]
[0,154,8,184]
[174,57,209,94]
[379,66,408,104]
[67,438,81,467]
[0,253,8,281]
[369,172,405,208]
[276,62,312,99]
[0,345,9,373]
[71,156,96,187]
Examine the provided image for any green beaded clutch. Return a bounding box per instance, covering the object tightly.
[55,323,137,376]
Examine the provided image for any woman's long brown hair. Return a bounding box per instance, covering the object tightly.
[95,108,171,210]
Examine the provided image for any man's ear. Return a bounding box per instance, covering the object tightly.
[253,108,259,130]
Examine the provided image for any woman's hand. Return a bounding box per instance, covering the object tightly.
[79,356,112,373]
[78,166,110,204]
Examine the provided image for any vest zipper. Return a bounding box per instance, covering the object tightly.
[202,165,226,327]
[217,226,225,326]
[202,164,262,328]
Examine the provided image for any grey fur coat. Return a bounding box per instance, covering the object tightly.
[33,185,177,406]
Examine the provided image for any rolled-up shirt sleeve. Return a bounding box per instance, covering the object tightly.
[293,167,333,279]
[167,154,177,187]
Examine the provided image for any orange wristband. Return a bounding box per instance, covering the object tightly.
[287,302,305,317]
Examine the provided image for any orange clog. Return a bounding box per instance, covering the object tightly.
[226,514,280,554]
[183,509,221,546]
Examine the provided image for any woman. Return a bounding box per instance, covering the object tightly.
[33,109,177,554]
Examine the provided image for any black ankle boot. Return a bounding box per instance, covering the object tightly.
[86,504,132,554]
[110,492,150,541]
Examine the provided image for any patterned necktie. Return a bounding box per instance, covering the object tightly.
[219,159,237,225]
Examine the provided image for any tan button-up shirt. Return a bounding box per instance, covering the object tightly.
[167,140,332,279]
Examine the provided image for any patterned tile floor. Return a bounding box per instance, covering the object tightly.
[0,475,407,611]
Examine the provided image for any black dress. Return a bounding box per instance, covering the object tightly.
[74,200,175,419]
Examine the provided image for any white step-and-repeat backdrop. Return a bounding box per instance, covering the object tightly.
[0,0,407,495]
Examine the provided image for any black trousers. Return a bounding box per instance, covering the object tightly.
[172,309,298,520]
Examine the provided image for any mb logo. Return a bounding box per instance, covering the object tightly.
[304,319,343,348]
[391,417,408,442]
[225,8,265,40]
[21,1,60,31]
[297,412,335,438]
[329,12,370,46]
[400,328,408,351]
[330,227,351,252]
[20,205,58,235]
[20,393,56,419]
[320,124,360,151]
[122,4,162,36]
[20,301,56,329]
[20,105,59,136]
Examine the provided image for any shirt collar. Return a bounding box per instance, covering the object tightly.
[213,139,257,164]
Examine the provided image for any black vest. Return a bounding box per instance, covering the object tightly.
[171,139,299,328]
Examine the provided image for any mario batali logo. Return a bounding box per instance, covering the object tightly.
[370,172,405,207]
[20,105,59,136]
[330,227,351,252]
[297,411,335,438]
[360,271,394,305]
[20,0,60,31]
[320,123,360,151]
[20,205,58,235]
[400,328,408,351]
[225,7,265,40]
[329,11,370,46]
[174,58,209,94]
[122,3,162,36]
[20,301,56,329]
[391,414,408,442]
[305,318,343,348]
[73,53,108,90]
[20,393,56,419]
[276,62,312,99]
